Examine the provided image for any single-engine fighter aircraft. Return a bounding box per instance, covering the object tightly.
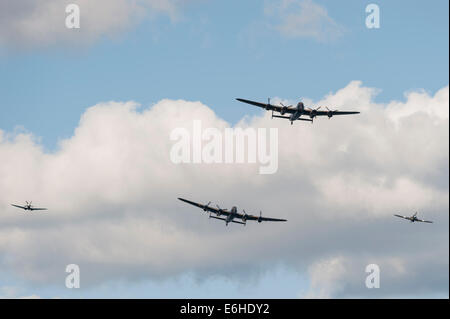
[394,212,433,223]
[178,198,287,226]
[11,201,47,211]
[236,98,360,125]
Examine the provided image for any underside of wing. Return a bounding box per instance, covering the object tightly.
[244,214,287,222]
[259,217,287,222]
[31,208,47,211]
[178,197,220,215]
[313,110,360,116]
[394,214,407,219]
[11,204,26,210]
[236,98,282,113]
[418,219,433,223]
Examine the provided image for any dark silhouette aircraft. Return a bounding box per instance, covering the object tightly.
[178,198,287,226]
[236,98,360,125]
[11,201,47,211]
[394,212,433,223]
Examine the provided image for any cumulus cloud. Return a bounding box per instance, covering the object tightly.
[0,82,448,297]
[0,0,180,49]
[264,0,345,42]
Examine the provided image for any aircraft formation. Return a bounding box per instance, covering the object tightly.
[10,97,434,227]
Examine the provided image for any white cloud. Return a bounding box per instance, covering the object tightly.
[303,256,348,298]
[0,0,180,49]
[302,254,433,298]
[0,82,448,297]
[264,0,345,42]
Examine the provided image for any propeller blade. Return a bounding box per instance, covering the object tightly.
[203,201,211,212]
[280,102,293,108]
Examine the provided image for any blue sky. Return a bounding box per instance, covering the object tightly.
[0,0,448,298]
[1,0,448,150]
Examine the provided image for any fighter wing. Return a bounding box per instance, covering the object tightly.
[394,214,408,220]
[11,204,26,210]
[236,98,284,113]
[178,198,225,216]
[30,207,47,211]
[417,219,433,223]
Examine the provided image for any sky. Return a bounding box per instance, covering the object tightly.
[0,0,448,298]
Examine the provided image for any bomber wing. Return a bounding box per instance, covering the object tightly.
[178,198,229,216]
[239,212,287,223]
[236,98,287,113]
[304,108,360,117]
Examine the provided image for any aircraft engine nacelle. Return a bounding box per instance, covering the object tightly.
[280,107,287,115]
[297,102,304,110]
[242,215,247,222]
[257,216,262,223]
[327,111,333,118]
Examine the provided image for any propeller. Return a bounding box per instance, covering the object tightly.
[279,102,292,115]
[325,107,338,119]
[203,201,211,212]
[307,106,321,123]
[308,106,321,113]
[241,209,248,223]
[258,211,263,223]
[216,204,222,216]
